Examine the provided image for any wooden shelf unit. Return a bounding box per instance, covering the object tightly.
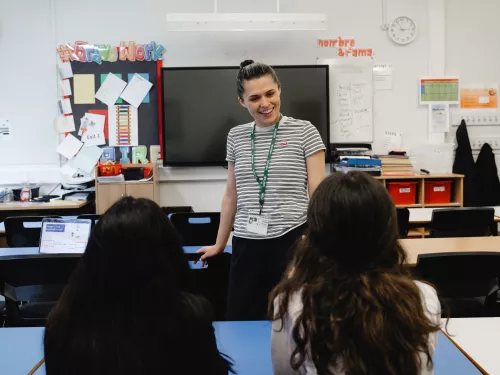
[374,173,464,208]
[95,164,160,214]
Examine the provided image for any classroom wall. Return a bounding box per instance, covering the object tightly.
[1,0,478,211]
[445,0,500,165]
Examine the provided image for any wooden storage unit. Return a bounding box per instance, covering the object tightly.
[95,164,160,214]
[374,174,464,208]
[374,174,464,239]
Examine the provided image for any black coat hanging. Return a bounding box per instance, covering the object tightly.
[452,120,478,206]
[475,143,500,206]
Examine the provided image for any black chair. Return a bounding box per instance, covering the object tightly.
[396,208,410,238]
[76,214,101,229]
[186,252,231,321]
[429,208,495,238]
[0,254,81,326]
[414,252,500,317]
[170,212,220,246]
[4,216,62,247]
[161,206,194,216]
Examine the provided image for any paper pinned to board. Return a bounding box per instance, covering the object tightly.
[60,79,72,96]
[56,134,83,160]
[108,105,138,147]
[54,115,76,133]
[58,61,73,79]
[60,159,78,177]
[74,74,96,104]
[0,118,11,140]
[72,145,103,174]
[373,64,393,90]
[95,73,127,106]
[82,129,105,147]
[59,98,72,115]
[120,74,153,108]
[429,103,449,133]
[383,130,402,152]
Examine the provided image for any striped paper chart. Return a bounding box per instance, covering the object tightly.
[108,105,138,147]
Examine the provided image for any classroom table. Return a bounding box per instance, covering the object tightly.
[442,317,500,375]
[409,206,500,224]
[400,236,500,265]
[0,201,87,212]
[3,238,500,267]
[0,320,484,375]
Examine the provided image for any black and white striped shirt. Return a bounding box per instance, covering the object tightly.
[227,116,326,239]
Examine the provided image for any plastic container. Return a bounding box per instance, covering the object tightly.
[387,181,418,205]
[99,163,122,176]
[425,180,453,204]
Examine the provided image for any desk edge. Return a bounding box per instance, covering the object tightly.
[440,328,489,375]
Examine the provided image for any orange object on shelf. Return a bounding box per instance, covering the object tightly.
[98,163,122,176]
[387,181,418,205]
[425,180,452,204]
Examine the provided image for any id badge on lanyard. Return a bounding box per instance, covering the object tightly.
[245,117,281,235]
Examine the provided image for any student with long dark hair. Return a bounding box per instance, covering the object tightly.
[271,172,441,375]
[198,60,326,320]
[44,197,232,375]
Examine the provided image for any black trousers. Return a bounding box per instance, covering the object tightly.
[226,224,306,321]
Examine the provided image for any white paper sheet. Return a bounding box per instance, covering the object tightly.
[54,116,76,133]
[60,159,78,177]
[59,98,72,115]
[108,105,138,147]
[373,64,393,90]
[0,118,11,140]
[383,130,403,152]
[95,73,127,106]
[120,74,153,108]
[429,103,450,133]
[72,146,103,174]
[60,79,72,96]
[84,113,105,133]
[82,130,105,147]
[58,61,73,79]
[56,134,83,160]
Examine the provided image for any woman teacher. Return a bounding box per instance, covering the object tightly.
[197,60,326,320]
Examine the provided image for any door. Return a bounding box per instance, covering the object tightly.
[125,183,154,200]
[97,184,126,214]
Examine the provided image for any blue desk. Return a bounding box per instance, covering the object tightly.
[0,246,232,258]
[0,321,484,375]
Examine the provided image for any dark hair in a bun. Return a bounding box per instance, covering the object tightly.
[240,59,255,69]
[236,60,280,99]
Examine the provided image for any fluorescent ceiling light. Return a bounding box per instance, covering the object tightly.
[166,13,327,31]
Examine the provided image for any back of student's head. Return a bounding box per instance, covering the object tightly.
[272,172,440,375]
[44,197,229,375]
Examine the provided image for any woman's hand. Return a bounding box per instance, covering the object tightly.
[195,244,224,266]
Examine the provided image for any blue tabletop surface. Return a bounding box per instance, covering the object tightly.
[0,321,483,375]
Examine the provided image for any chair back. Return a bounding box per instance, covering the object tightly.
[5,216,61,247]
[161,206,194,216]
[0,253,81,326]
[396,208,410,238]
[415,252,500,299]
[170,212,220,246]
[185,252,231,321]
[429,208,495,238]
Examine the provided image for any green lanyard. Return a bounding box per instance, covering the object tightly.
[251,116,281,215]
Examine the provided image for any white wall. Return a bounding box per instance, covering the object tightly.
[445,0,500,164]
[0,0,457,209]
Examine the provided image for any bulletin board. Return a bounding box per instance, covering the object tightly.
[68,60,161,151]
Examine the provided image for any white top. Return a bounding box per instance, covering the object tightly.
[272,281,441,375]
[226,116,325,239]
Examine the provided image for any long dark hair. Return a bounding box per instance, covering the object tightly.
[271,172,440,375]
[44,197,232,375]
[236,59,280,99]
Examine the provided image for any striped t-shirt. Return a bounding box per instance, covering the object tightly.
[226,116,326,239]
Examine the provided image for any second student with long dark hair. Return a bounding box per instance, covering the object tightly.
[43,197,232,375]
[271,172,441,375]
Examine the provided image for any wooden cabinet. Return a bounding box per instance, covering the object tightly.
[96,184,126,213]
[96,164,160,214]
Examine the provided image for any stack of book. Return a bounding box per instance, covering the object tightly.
[375,155,414,176]
[334,158,382,176]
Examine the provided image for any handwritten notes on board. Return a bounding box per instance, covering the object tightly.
[321,59,374,143]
